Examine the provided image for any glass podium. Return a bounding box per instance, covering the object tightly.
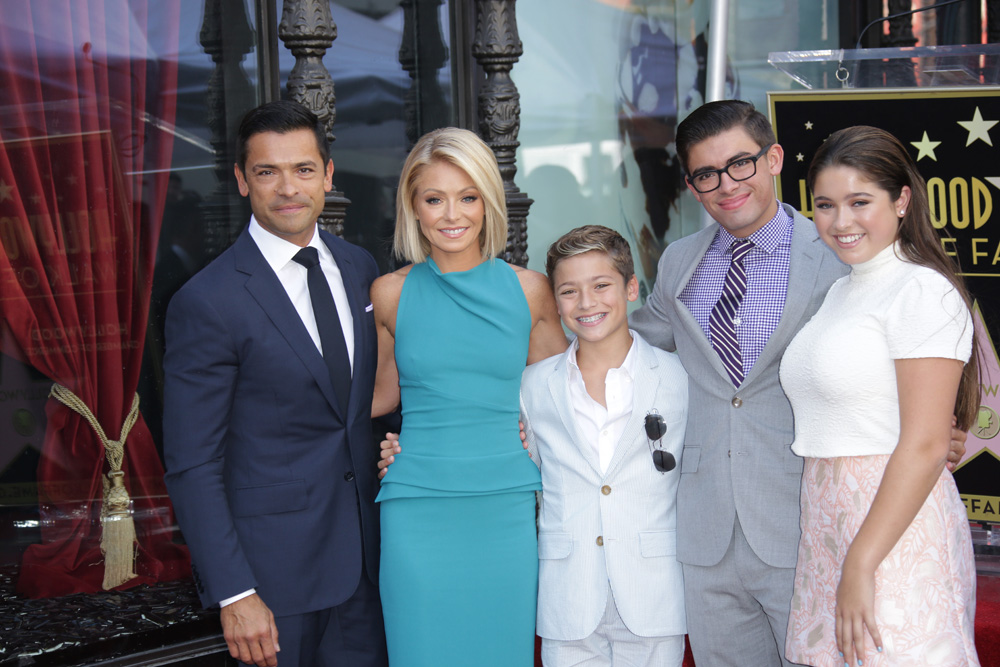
[768,43,1000,89]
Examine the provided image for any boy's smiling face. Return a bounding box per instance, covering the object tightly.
[552,251,639,346]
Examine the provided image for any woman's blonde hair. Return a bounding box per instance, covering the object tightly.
[394,127,508,263]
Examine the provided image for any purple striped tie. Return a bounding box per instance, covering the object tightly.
[710,239,754,387]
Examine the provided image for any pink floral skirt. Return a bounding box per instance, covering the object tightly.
[785,455,979,667]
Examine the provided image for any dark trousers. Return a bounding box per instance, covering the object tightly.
[242,564,387,667]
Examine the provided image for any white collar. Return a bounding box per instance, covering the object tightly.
[248,215,327,272]
[565,330,638,379]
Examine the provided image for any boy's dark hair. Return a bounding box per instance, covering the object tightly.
[234,100,329,173]
[545,225,635,285]
[676,100,776,173]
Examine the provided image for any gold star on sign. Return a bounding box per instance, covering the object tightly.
[0,180,13,202]
[957,107,998,147]
[910,131,941,161]
[796,153,804,162]
[804,121,813,130]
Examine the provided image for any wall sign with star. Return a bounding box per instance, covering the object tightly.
[768,88,1000,522]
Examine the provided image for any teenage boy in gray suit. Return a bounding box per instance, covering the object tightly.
[630,100,966,666]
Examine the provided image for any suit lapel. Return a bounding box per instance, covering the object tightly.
[673,225,733,384]
[604,336,660,479]
[547,354,603,477]
[234,230,344,419]
[743,210,827,387]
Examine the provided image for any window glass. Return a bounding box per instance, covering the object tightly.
[516,0,838,300]
[0,0,259,658]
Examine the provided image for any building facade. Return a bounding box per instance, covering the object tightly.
[0,0,994,662]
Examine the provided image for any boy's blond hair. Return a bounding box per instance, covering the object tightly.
[545,225,635,284]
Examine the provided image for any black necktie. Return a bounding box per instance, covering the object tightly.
[292,246,351,410]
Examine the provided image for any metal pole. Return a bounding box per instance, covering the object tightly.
[702,0,730,228]
[705,0,730,103]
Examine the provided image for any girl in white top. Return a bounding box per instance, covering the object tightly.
[780,126,980,667]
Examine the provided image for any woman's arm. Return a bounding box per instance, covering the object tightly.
[370,271,406,418]
[514,267,567,364]
[836,356,964,666]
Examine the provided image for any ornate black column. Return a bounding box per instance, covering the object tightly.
[279,0,350,237]
[399,0,451,146]
[472,0,532,267]
[883,0,917,87]
[199,0,255,258]
[884,0,918,47]
[989,0,1000,44]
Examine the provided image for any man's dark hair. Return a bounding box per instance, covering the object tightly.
[675,100,776,173]
[234,100,329,173]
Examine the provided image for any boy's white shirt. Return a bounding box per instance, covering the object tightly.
[565,334,638,474]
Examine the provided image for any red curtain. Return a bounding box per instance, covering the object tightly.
[0,0,189,596]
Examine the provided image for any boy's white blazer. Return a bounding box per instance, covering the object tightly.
[520,332,688,641]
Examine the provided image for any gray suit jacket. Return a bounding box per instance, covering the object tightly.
[520,334,688,640]
[630,204,847,569]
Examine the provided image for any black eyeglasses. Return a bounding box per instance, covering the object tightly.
[685,144,773,193]
[645,410,676,473]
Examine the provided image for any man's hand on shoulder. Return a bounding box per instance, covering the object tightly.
[946,416,967,472]
[220,593,280,667]
[378,432,401,480]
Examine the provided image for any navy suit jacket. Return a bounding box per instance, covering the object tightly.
[163,226,380,617]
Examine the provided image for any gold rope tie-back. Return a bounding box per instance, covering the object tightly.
[49,383,141,590]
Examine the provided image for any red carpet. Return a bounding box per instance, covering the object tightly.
[976,573,1000,667]
[534,573,999,666]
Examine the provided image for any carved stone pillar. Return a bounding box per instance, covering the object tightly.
[279,0,350,237]
[399,0,450,146]
[199,0,255,258]
[472,0,532,267]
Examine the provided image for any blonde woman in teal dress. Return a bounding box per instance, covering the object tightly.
[371,127,566,666]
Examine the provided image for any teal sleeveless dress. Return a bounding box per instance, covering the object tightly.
[376,257,541,666]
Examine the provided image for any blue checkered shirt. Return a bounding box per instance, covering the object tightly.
[679,203,793,378]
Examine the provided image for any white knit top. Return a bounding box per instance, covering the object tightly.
[780,243,973,458]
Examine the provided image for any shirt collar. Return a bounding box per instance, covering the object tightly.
[711,201,791,255]
[248,215,326,272]
[565,330,639,380]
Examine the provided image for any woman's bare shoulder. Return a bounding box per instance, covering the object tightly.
[371,265,413,309]
[511,265,552,303]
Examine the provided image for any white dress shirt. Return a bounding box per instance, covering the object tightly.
[565,333,638,474]
[248,216,355,372]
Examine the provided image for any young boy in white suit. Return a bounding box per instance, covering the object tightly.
[521,225,688,666]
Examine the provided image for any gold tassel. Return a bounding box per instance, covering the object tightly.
[49,384,141,590]
[100,471,138,590]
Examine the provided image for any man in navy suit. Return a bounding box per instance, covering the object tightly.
[163,101,387,667]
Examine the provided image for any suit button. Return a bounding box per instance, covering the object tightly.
[601,485,611,495]
[731,397,743,408]
[344,471,355,481]
[596,536,604,546]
